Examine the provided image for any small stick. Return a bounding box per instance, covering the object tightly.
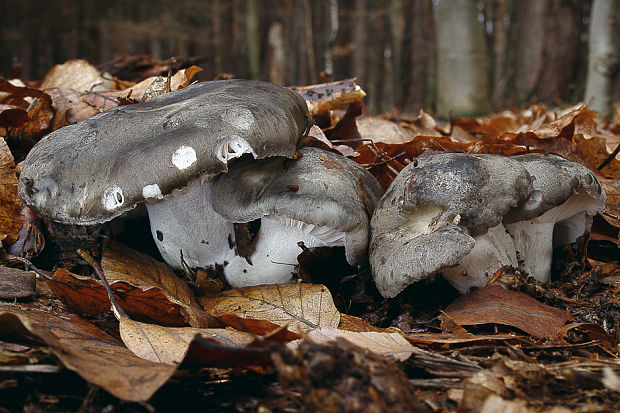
[598,143,620,171]
[77,249,128,320]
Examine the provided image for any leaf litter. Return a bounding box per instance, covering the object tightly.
[0,58,618,411]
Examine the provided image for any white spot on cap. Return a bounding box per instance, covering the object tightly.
[172,145,197,170]
[221,107,255,131]
[216,136,255,163]
[102,185,124,211]
[142,184,163,199]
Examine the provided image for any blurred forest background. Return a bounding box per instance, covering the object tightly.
[1,0,618,118]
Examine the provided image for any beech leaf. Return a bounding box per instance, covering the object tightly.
[200,283,340,333]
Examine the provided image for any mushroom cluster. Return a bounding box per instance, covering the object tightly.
[370,152,606,298]
[18,79,382,288]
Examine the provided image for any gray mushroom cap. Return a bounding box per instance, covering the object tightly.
[18,79,309,225]
[211,146,383,267]
[503,153,606,282]
[504,154,605,224]
[371,153,533,298]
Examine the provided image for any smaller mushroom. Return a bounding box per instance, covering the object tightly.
[370,153,533,298]
[503,154,606,282]
[210,147,383,287]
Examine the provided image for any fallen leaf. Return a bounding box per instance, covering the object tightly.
[290,78,366,116]
[561,322,616,350]
[355,117,413,145]
[6,206,45,258]
[298,326,416,361]
[443,284,573,339]
[41,59,113,93]
[48,68,201,127]
[120,316,254,365]
[101,241,213,328]
[338,313,393,332]
[214,313,301,341]
[0,302,176,402]
[0,138,22,244]
[200,283,340,334]
[405,332,524,346]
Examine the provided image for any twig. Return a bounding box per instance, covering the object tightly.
[598,143,620,171]
[2,254,52,280]
[77,249,128,320]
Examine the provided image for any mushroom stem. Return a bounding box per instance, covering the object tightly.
[505,190,604,282]
[224,215,346,287]
[441,222,518,293]
[144,182,236,270]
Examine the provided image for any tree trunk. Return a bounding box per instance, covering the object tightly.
[585,0,619,116]
[401,0,434,113]
[435,0,490,118]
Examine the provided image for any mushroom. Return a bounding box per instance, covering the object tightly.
[18,79,309,270]
[210,147,383,287]
[370,152,533,298]
[503,154,606,282]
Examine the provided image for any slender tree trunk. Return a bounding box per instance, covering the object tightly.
[401,0,433,113]
[245,0,261,79]
[267,22,285,85]
[435,0,490,118]
[585,0,619,116]
[353,0,369,91]
[514,0,546,104]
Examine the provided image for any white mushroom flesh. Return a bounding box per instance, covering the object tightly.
[441,222,518,293]
[145,182,236,269]
[224,215,346,288]
[505,189,605,282]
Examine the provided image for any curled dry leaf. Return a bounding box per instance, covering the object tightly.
[120,316,254,365]
[0,302,176,402]
[46,268,206,327]
[290,78,366,116]
[296,326,415,362]
[101,241,214,328]
[200,283,340,334]
[443,284,573,340]
[0,138,22,244]
[0,79,54,142]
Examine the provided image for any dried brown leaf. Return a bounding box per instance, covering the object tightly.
[443,285,573,339]
[101,241,214,328]
[298,326,415,361]
[120,316,254,365]
[290,78,366,116]
[41,59,112,93]
[0,138,22,244]
[200,283,340,334]
[0,302,176,402]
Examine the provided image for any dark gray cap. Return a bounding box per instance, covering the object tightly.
[503,153,606,224]
[210,146,383,266]
[18,80,309,225]
[371,153,533,298]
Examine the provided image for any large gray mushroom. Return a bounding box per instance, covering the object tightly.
[503,154,606,282]
[370,153,533,298]
[18,79,309,270]
[210,147,383,287]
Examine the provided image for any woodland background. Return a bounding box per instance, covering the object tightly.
[1,0,619,117]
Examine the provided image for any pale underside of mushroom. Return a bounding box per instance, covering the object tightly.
[144,139,257,270]
[441,222,518,293]
[224,215,346,287]
[145,181,236,270]
[505,189,604,282]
